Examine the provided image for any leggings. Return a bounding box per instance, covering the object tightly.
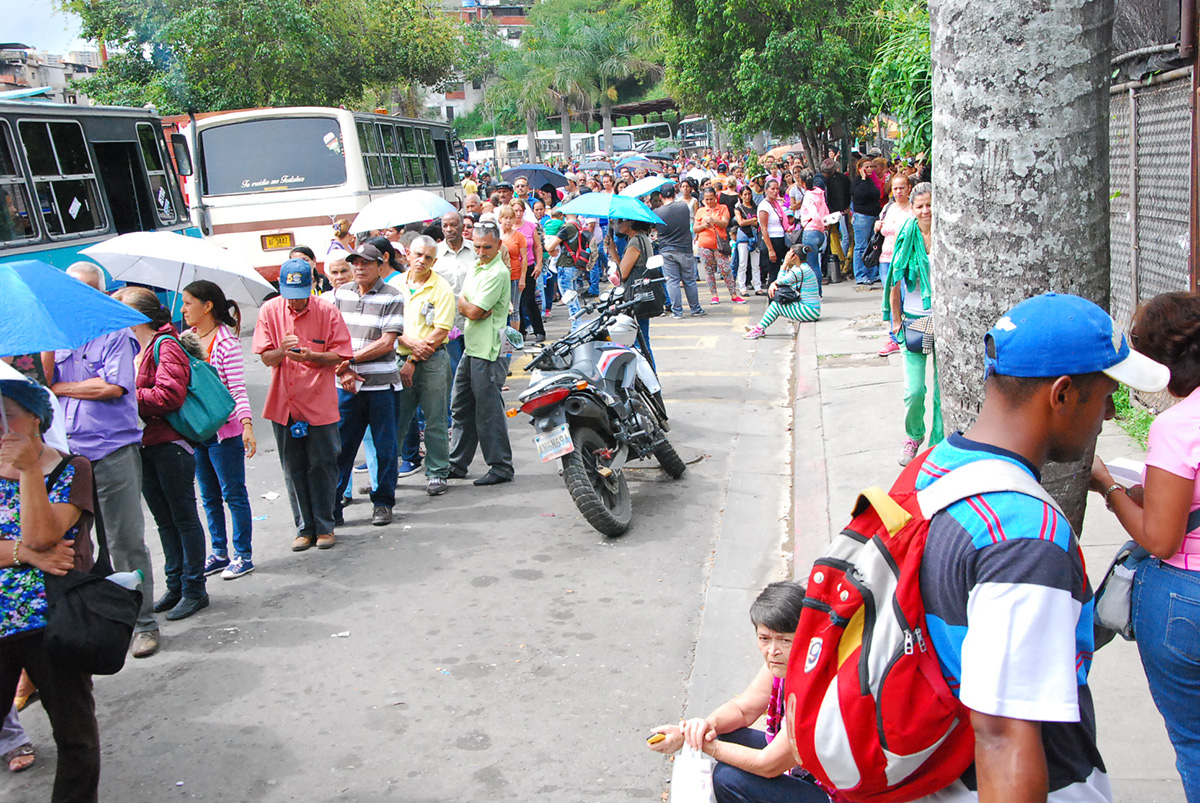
[519,263,545,337]
[762,236,787,286]
[760,301,821,329]
[699,245,738,300]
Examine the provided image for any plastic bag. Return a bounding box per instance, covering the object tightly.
[670,745,714,803]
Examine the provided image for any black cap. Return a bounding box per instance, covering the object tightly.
[346,243,384,264]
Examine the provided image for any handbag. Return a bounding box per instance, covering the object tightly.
[1094,508,1200,649]
[863,201,891,269]
[40,457,143,676]
[904,315,935,354]
[153,334,235,443]
[716,231,732,257]
[773,284,802,305]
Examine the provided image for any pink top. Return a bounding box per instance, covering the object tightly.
[251,296,353,427]
[879,203,914,263]
[1145,388,1200,570]
[194,324,254,442]
[517,219,539,267]
[799,186,830,232]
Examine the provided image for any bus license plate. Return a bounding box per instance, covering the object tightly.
[533,423,574,462]
[262,233,295,251]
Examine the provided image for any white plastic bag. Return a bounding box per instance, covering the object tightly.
[670,745,715,803]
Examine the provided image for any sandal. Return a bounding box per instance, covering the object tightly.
[5,743,35,773]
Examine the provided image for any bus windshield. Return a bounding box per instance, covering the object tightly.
[200,116,346,196]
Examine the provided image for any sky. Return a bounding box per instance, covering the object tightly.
[7,0,90,55]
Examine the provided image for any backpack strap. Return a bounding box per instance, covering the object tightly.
[916,458,1063,520]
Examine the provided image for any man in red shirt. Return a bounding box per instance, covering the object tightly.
[252,259,353,551]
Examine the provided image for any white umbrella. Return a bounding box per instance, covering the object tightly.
[83,231,276,307]
[351,190,455,234]
[620,176,673,198]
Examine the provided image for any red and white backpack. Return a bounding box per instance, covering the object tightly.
[785,456,1062,802]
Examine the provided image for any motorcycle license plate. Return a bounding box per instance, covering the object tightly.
[534,423,574,462]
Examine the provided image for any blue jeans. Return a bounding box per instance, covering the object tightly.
[636,317,655,372]
[712,728,831,803]
[195,434,253,560]
[556,261,584,325]
[1133,559,1200,801]
[661,250,702,315]
[336,388,398,508]
[141,442,207,598]
[852,213,878,283]
[802,229,826,295]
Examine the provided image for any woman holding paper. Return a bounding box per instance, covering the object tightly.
[1091,291,1200,801]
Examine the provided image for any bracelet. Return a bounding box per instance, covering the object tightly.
[1102,483,1124,511]
[12,537,23,567]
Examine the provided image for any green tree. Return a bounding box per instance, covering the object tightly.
[866,0,932,155]
[529,16,595,162]
[486,48,556,164]
[63,0,458,114]
[652,0,873,161]
[579,14,662,155]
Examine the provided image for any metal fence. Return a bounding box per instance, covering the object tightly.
[1109,67,1193,411]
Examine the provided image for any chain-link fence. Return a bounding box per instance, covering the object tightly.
[1109,69,1193,411]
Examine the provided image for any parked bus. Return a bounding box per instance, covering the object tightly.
[176,106,461,281]
[572,130,636,160]
[678,116,712,153]
[463,136,496,167]
[615,122,673,152]
[0,100,195,270]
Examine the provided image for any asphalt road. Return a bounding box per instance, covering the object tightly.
[8,293,794,803]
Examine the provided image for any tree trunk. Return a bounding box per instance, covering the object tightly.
[929,0,1113,533]
[602,96,614,157]
[527,111,539,165]
[561,98,572,166]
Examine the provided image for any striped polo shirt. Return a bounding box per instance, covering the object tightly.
[916,433,1110,802]
[331,278,404,390]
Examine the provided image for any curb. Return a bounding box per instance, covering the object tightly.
[792,318,831,576]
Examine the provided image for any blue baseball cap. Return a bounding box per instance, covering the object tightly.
[985,293,1169,392]
[278,258,312,299]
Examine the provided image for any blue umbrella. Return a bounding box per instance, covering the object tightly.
[620,176,674,198]
[0,260,150,355]
[502,163,568,189]
[557,193,662,225]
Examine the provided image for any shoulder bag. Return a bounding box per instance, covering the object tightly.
[153,334,235,443]
[40,457,143,676]
[904,315,935,354]
[862,201,892,269]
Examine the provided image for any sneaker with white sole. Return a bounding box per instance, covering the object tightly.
[710,296,720,304]
[898,437,923,466]
[353,462,368,473]
[878,339,901,356]
[397,459,423,478]
[743,325,766,340]
[203,554,230,576]
[222,557,254,580]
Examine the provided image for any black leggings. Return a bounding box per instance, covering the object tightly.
[763,236,787,287]
[519,263,545,337]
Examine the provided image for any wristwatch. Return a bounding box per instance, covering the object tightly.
[1102,483,1124,511]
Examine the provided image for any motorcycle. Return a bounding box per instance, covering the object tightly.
[513,279,686,536]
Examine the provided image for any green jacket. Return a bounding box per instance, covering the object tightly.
[881,217,932,321]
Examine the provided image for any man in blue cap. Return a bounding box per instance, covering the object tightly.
[252,258,353,551]
[909,293,1169,803]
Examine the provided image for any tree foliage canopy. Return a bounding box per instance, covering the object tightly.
[865,0,931,155]
[63,0,459,114]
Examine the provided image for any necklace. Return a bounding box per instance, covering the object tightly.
[198,324,219,339]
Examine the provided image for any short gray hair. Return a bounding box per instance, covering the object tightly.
[410,234,438,253]
[66,261,105,291]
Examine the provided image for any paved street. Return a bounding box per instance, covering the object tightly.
[8,295,795,802]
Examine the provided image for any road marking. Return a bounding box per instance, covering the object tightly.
[665,398,775,405]
[657,371,764,377]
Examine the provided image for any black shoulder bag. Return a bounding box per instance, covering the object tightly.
[40,457,142,675]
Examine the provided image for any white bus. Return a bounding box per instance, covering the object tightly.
[615,122,673,151]
[463,136,496,167]
[678,117,712,152]
[572,130,636,160]
[177,107,461,281]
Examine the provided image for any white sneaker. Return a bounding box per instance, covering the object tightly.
[898,437,923,466]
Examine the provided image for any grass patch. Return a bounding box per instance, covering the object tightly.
[1113,385,1153,448]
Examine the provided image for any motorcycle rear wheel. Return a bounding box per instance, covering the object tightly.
[561,426,633,536]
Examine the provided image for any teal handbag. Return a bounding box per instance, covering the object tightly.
[152,335,235,443]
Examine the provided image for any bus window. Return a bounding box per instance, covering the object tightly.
[399,126,421,186]
[19,120,104,237]
[358,120,386,189]
[378,124,401,187]
[199,117,346,196]
[419,129,439,185]
[0,122,36,244]
[137,123,178,224]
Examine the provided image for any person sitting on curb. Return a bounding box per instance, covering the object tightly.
[744,244,822,340]
[648,581,832,803]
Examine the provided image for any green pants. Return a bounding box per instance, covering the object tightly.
[902,344,944,445]
[395,348,452,479]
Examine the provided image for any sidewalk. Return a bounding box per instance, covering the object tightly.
[793,283,1183,802]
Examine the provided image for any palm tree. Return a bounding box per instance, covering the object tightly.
[486,48,554,164]
[530,17,594,165]
[579,16,662,156]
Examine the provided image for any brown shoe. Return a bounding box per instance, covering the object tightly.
[292,535,316,552]
[131,630,160,658]
[316,533,337,549]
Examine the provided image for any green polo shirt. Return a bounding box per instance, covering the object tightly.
[461,253,511,361]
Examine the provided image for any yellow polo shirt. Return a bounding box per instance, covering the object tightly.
[397,269,456,357]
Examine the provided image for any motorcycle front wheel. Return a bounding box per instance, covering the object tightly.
[561,426,633,536]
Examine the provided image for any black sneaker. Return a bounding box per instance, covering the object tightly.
[371,505,393,526]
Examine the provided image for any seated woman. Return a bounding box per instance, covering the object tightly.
[649,582,830,803]
[744,245,822,340]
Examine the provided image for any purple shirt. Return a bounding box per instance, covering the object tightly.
[53,329,143,461]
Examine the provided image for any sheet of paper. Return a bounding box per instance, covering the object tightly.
[1106,457,1145,488]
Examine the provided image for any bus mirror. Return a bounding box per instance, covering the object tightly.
[171,134,193,176]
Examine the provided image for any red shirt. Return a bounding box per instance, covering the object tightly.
[136,327,191,447]
[252,296,353,427]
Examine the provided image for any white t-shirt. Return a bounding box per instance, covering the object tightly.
[757,198,787,238]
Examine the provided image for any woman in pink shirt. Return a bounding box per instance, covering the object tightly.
[182,280,257,580]
[511,198,545,342]
[1092,291,1200,798]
